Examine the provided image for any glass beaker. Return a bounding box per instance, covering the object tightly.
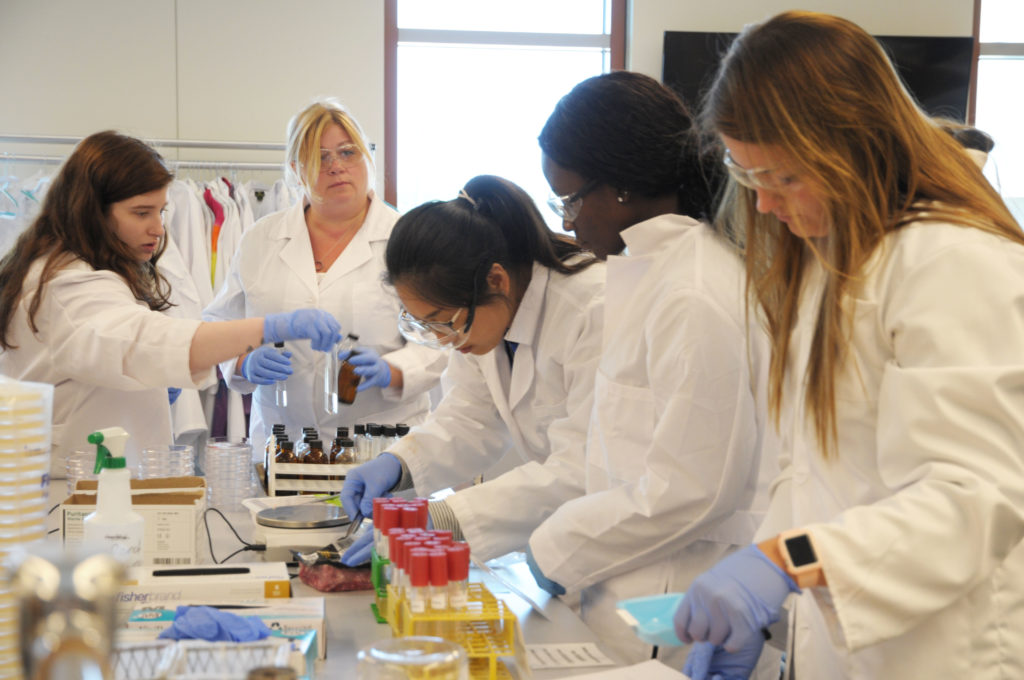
[356,636,468,679]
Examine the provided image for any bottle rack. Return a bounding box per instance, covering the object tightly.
[266,460,356,496]
[371,553,529,679]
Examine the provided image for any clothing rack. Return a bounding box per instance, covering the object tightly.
[0,133,287,171]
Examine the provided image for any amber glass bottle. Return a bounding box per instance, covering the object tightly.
[337,333,361,405]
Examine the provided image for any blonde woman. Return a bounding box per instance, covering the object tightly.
[672,11,1024,680]
[205,99,445,444]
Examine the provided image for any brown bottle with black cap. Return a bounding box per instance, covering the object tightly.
[337,333,361,405]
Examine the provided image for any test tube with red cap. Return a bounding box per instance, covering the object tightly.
[408,549,430,614]
[375,503,401,557]
[400,504,420,530]
[446,543,471,609]
[429,550,449,611]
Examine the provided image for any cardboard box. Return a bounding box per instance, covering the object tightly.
[125,596,327,660]
[62,476,207,567]
[114,561,292,620]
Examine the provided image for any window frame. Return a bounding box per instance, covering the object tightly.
[382,0,625,205]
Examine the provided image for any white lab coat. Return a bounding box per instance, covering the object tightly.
[777,220,1024,679]
[393,259,606,547]
[529,216,779,668]
[203,193,446,445]
[0,259,211,476]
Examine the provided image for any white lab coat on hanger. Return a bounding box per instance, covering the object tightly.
[777,220,1024,679]
[203,193,446,445]
[529,216,778,669]
[165,180,214,310]
[0,259,211,476]
[393,259,605,538]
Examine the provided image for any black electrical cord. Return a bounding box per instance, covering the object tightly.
[203,507,265,564]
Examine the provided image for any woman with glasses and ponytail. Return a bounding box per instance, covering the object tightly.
[339,174,605,565]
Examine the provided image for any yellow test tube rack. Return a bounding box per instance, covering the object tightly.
[370,551,530,679]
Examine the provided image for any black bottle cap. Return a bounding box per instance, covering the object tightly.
[340,438,355,447]
[396,424,410,436]
[337,426,349,438]
[382,425,397,437]
[368,424,382,436]
[281,441,294,451]
[354,424,366,435]
[310,440,322,449]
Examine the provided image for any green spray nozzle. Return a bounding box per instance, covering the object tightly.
[87,427,130,474]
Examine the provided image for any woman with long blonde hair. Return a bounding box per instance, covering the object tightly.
[672,11,1024,679]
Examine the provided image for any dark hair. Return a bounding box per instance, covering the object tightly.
[538,70,723,222]
[385,175,596,310]
[0,130,174,349]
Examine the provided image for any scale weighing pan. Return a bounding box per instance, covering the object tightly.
[255,503,352,530]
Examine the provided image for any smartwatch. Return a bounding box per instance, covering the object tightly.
[777,530,820,588]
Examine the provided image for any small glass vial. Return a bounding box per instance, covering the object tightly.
[273,342,288,407]
[304,439,328,465]
[368,423,384,458]
[383,424,399,450]
[446,543,470,610]
[354,424,371,463]
[408,550,430,614]
[331,437,356,464]
[429,550,449,611]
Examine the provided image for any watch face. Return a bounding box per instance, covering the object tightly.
[784,534,818,567]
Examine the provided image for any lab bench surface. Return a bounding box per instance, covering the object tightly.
[207,507,627,679]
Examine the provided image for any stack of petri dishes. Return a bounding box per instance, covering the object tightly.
[204,437,256,511]
[0,376,54,679]
[137,444,195,480]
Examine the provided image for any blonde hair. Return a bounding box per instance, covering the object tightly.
[285,98,374,201]
[705,11,1023,458]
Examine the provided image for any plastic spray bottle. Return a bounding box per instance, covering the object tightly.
[82,427,144,567]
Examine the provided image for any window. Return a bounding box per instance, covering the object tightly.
[975,0,1024,223]
[386,0,623,230]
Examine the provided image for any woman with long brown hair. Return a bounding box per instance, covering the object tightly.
[672,11,1024,680]
[0,131,341,476]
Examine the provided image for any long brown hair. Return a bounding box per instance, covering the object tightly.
[704,11,1023,458]
[0,130,174,349]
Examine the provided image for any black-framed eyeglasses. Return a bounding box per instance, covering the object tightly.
[547,179,600,222]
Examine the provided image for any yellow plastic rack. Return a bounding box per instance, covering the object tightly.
[386,582,530,680]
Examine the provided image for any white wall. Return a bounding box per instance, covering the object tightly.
[1,0,975,189]
[0,0,385,186]
[628,0,975,79]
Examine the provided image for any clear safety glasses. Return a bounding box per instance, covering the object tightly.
[723,149,802,192]
[397,306,476,351]
[547,179,600,222]
[318,143,363,171]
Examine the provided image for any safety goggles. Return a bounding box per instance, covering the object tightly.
[547,179,600,222]
[318,143,363,171]
[723,149,794,192]
[398,306,475,351]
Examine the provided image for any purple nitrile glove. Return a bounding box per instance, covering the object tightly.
[240,345,293,385]
[684,637,766,680]
[673,545,798,653]
[339,452,402,520]
[341,529,375,566]
[341,346,391,391]
[263,309,341,352]
[157,605,272,642]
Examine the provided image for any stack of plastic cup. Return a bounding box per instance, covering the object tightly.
[204,437,256,511]
[0,376,54,679]
[137,444,195,480]
[66,449,100,498]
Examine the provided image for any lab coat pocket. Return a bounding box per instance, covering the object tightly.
[587,369,656,488]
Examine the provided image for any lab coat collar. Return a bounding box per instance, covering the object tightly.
[503,262,549,410]
[620,213,702,257]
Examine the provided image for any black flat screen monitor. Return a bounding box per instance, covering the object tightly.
[663,31,974,122]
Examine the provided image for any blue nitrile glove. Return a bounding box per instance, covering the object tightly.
[673,545,798,652]
[241,345,293,385]
[167,387,182,405]
[684,638,766,680]
[340,452,403,520]
[341,529,375,566]
[342,346,391,391]
[157,605,272,642]
[526,544,566,596]
[263,309,341,352]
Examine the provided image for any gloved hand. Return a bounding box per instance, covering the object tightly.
[157,605,272,642]
[241,345,293,385]
[526,544,565,596]
[684,638,766,680]
[342,346,392,392]
[340,452,403,520]
[341,529,375,566]
[263,309,341,352]
[167,387,182,405]
[673,545,798,652]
